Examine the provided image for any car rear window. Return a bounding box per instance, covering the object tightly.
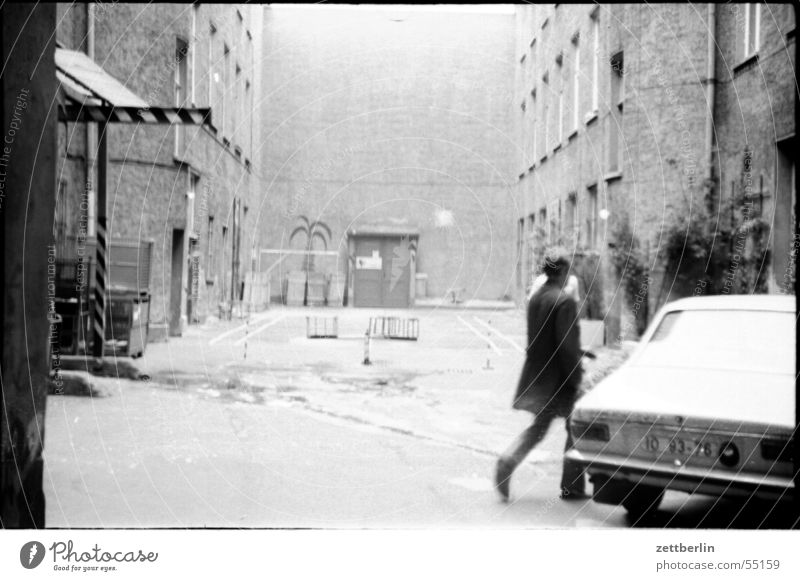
[636,309,795,374]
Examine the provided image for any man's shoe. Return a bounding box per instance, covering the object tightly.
[559,488,589,501]
[495,458,514,502]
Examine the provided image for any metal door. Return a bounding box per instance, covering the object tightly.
[353,236,411,308]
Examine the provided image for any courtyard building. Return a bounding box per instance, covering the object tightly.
[55,3,265,345]
[513,3,796,341]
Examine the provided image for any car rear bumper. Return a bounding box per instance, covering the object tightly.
[565,449,795,502]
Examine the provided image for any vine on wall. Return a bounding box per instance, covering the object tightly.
[659,174,771,298]
[608,215,650,335]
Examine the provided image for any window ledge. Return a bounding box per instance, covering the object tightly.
[528,164,536,173]
[568,128,579,141]
[553,143,563,153]
[539,153,549,163]
[733,54,759,76]
[603,171,623,183]
[584,110,598,125]
[518,172,526,181]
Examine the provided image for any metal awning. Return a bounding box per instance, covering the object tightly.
[56,48,148,107]
[56,47,212,127]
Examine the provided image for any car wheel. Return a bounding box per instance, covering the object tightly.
[622,485,664,522]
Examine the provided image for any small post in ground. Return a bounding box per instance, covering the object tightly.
[483,319,493,370]
[363,325,372,366]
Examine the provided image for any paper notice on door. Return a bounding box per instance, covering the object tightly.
[356,250,383,270]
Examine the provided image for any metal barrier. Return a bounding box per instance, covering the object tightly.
[367,317,419,341]
[306,316,338,338]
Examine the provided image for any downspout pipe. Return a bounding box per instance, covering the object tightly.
[86,3,97,237]
[705,3,717,187]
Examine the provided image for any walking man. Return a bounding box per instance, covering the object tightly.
[495,250,586,502]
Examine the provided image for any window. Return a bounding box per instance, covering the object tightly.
[208,22,216,108]
[608,51,624,172]
[245,79,251,155]
[542,73,549,155]
[591,16,599,113]
[206,215,215,279]
[175,37,189,156]
[585,185,598,248]
[221,224,228,297]
[744,3,761,58]
[222,43,230,137]
[543,102,549,154]
[539,208,548,242]
[565,194,578,240]
[558,89,564,144]
[190,5,197,105]
[235,63,242,143]
[611,51,625,105]
[526,213,536,281]
[572,38,580,131]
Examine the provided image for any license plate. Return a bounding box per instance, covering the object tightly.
[641,433,715,458]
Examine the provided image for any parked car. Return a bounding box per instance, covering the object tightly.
[566,294,795,520]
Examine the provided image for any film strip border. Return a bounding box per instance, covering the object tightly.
[59,105,212,127]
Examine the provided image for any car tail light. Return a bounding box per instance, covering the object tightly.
[761,438,793,463]
[572,420,610,442]
[718,441,740,467]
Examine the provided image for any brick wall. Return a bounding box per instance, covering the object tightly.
[259,6,517,301]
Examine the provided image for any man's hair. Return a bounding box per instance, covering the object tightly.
[542,247,571,278]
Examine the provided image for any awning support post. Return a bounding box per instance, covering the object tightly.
[91,119,109,364]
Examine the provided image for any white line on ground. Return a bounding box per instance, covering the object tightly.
[233,313,289,345]
[457,316,502,356]
[208,312,273,345]
[472,316,525,353]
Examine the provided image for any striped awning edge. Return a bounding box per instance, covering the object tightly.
[59,104,212,127]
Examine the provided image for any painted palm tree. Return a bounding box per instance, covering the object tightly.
[289,216,332,305]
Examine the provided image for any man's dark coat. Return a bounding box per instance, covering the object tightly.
[513,280,583,416]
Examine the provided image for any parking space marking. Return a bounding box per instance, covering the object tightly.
[208,312,273,345]
[457,316,503,355]
[233,313,289,345]
[472,316,525,354]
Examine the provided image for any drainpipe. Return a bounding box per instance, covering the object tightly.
[705,4,717,187]
[86,3,97,237]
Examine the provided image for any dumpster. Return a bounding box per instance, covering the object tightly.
[54,236,153,356]
[105,291,150,358]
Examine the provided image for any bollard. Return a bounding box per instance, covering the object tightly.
[483,319,493,370]
[363,329,372,365]
[243,316,249,360]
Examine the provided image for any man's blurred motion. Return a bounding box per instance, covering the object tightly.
[495,249,586,502]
